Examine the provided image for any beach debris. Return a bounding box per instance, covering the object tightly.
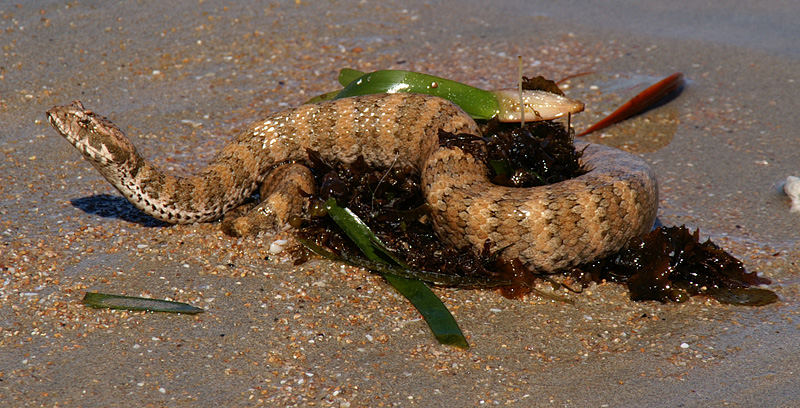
[492,89,584,122]
[82,292,204,314]
[577,72,684,137]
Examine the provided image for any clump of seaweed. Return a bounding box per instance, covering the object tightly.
[572,226,776,305]
[481,119,585,187]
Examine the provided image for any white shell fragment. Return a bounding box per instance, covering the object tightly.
[494,89,585,122]
[782,176,800,212]
[269,239,289,254]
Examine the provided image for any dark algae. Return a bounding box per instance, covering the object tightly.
[480,119,585,187]
[520,75,566,96]
[573,226,776,305]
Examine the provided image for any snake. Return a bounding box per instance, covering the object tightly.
[46,93,658,273]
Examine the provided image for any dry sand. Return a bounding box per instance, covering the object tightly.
[1,0,798,406]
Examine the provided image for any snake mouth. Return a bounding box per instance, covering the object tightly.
[46,107,84,152]
[46,108,73,144]
[45,109,61,130]
[46,113,67,140]
[47,103,115,165]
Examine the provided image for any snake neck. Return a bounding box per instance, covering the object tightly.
[97,156,258,224]
[87,127,284,223]
[47,101,269,223]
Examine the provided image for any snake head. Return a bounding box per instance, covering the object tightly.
[47,101,138,166]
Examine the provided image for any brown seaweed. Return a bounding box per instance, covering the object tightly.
[572,226,776,305]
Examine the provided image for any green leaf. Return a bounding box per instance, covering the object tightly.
[322,198,469,349]
[383,274,469,349]
[488,159,512,178]
[82,292,204,314]
[337,68,365,86]
[334,69,500,120]
[304,89,342,104]
[324,199,403,266]
[303,68,366,104]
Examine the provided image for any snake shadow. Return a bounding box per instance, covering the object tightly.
[70,194,170,228]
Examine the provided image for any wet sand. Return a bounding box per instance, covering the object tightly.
[2,1,799,406]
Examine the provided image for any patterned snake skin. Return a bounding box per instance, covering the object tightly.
[47,93,658,272]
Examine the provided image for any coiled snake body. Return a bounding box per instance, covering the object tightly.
[47,93,658,273]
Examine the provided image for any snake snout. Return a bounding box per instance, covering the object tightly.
[47,101,140,166]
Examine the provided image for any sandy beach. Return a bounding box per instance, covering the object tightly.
[2,0,799,406]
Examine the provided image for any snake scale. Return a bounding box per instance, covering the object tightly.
[47,93,658,273]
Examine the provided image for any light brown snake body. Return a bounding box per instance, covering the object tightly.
[47,93,658,273]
